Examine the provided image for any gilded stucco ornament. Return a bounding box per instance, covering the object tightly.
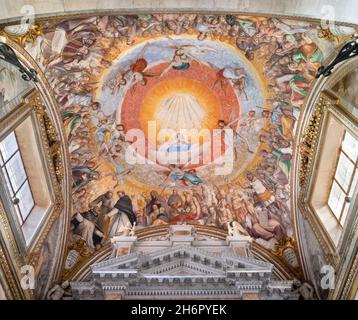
[2,23,43,48]
[273,237,301,277]
[298,102,324,190]
[317,24,357,45]
[297,94,338,266]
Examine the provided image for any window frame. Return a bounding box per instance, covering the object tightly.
[0,91,58,253]
[299,90,358,271]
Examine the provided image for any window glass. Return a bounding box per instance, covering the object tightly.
[3,170,14,196]
[342,132,358,162]
[328,131,358,226]
[328,181,346,219]
[0,132,35,225]
[17,181,34,221]
[5,151,27,192]
[341,170,358,226]
[0,132,18,162]
[335,152,354,192]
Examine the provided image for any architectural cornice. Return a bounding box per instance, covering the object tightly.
[65,225,299,283]
[1,1,358,27]
[71,227,298,300]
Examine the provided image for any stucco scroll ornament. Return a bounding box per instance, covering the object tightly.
[47,281,72,300]
[317,24,357,45]
[273,238,301,277]
[30,95,64,184]
[3,23,43,48]
[43,113,64,183]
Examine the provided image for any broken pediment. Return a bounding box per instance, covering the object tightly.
[71,226,297,300]
[91,244,272,281]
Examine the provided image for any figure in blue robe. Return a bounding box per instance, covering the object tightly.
[183,171,202,186]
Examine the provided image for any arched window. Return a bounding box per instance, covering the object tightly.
[0,38,69,299]
[0,90,54,247]
[298,58,358,300]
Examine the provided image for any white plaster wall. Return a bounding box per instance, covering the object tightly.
[0,0,357,25]
[299,217,330,299]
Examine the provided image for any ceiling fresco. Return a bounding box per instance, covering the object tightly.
[22,14,337,269]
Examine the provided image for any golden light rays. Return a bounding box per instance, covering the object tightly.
[139,78,222,143]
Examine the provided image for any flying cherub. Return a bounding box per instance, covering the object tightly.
[159,36,217,77]
[103,68,130,95]
[125,42,160,93]
[156,164,203,189]
[213,66,248,100]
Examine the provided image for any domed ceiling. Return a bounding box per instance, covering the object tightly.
[19,14,341,271]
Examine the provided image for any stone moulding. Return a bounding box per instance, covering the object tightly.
[65,225,298,283]
[0,36,70,299]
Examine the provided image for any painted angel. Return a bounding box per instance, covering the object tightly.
[156,164,203,189]
[103,69,129,95]
[62,111,82,142]
[213,66,248,100]
[159,36,217,77]
[124,43,160,93]
[235,110,264,153]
